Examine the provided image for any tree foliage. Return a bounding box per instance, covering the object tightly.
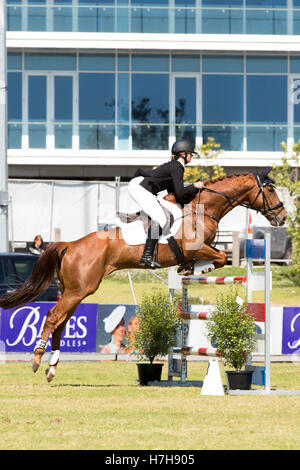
[272,142,300,285]
[184,137,226,183]
[131,291,180,364]
[206,287,256,371]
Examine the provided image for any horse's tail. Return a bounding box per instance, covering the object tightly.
[0,242,68,310]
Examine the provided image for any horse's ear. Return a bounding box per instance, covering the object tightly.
[261,166,272,178]
[258,166,275,184]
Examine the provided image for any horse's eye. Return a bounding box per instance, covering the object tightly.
[268,187,274,193]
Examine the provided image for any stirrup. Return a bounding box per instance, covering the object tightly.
[139,256,162,269]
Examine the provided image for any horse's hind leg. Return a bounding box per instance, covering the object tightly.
[30,291,81,374]
[44,307,76,383]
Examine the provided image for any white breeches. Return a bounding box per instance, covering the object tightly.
[128,176,168,230]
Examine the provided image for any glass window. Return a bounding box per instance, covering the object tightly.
[28,75,47,121]
[25,53,76,71]
[79,73,115,122]
[28,75,47,148]
[8,72,22,121]
[293,0,300,34]
[247,75,287,123]
[53,0,73,32]
[202,0,242,3]
[132,74,169,123]
[245,0,287,35]
[28,0,46,32]
[55,125,72,148]
[172,55,200,72]
[29,124,46,148]
[175,77,196,124]
[203,55,243,73]
[13,259,36,281]
[132,54,169,72]
[290,56,300,73]
[293,78,300,123]
[246,56,287,73]
[117,0,130,32]
[7,53,22,70]
[202,0,243,34]
[79,54,115,71]
[203,126,243,151]
[78,0,115,32]
[247,126,287,151]
[203,75,243,123]
[118,74,129,123]
[131,0,169,33]
[246,0,286,6]
[118,74,129,149]
[79,124,115,149]
[175,0,196,34]
[118,125,130,150]
[132,73,169,149]
[7,0,22,31]
[55,76,73,121]
[175,76,196,142]
[118,54,129,71]
[8,124,22,149]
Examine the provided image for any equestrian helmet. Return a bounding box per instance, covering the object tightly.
[171,139,197,156]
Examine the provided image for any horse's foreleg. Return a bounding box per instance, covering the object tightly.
[180,244,227,275]
[194,244,227,269]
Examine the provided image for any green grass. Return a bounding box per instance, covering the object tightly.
[1,361,300,450]
[84,266,300,306]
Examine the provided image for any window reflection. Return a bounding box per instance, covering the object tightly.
[6,52,294,153]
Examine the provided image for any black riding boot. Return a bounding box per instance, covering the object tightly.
[139,222,162,269]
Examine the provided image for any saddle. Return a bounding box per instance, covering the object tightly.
[117,193,176,225]
[117,195,185,264]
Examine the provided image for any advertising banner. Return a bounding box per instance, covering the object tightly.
[96,304,138,355]
[282,307,300,354]
[0,303,98,352]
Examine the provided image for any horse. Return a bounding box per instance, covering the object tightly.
[0,168,286,382]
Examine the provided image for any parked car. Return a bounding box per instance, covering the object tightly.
[251,226,292,262]
[0,252,60,302]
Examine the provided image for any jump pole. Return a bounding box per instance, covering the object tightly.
[165,235,273,390]
[265,232,271,393]
[229,233,300,395]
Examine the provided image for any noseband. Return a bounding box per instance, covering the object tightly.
[199,174,284,224]
[251,175,284,219]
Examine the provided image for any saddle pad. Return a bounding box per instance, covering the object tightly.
[118,196,183,246]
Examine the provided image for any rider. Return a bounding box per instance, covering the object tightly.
[128,139,204,269]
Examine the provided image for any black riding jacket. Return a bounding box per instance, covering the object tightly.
[134,160,198,204]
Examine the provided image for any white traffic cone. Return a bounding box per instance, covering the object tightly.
[201,358,224,396]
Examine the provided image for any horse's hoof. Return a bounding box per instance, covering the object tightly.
[30,358,40,373]
[45,366,55,383]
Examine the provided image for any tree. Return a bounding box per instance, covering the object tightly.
[183,137,226,183]
[272,141,300,285]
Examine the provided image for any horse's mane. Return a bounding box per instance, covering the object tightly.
[167,168,274,205]
[201,172,250,186]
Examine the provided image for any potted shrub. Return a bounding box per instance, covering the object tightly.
[206,286,257,390]
[131,290,180,385]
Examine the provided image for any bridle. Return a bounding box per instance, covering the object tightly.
[194,174,285,225]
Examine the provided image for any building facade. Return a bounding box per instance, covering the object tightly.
[6,0,300,180]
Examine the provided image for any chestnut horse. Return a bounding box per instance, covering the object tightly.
[0,169,286,382]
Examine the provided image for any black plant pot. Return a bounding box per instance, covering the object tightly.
[225,370,253,390]
[137,363,164,386]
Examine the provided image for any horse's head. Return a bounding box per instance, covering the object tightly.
[250,167,287,227]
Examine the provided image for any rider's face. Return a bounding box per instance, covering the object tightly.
[186,152,193,163]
